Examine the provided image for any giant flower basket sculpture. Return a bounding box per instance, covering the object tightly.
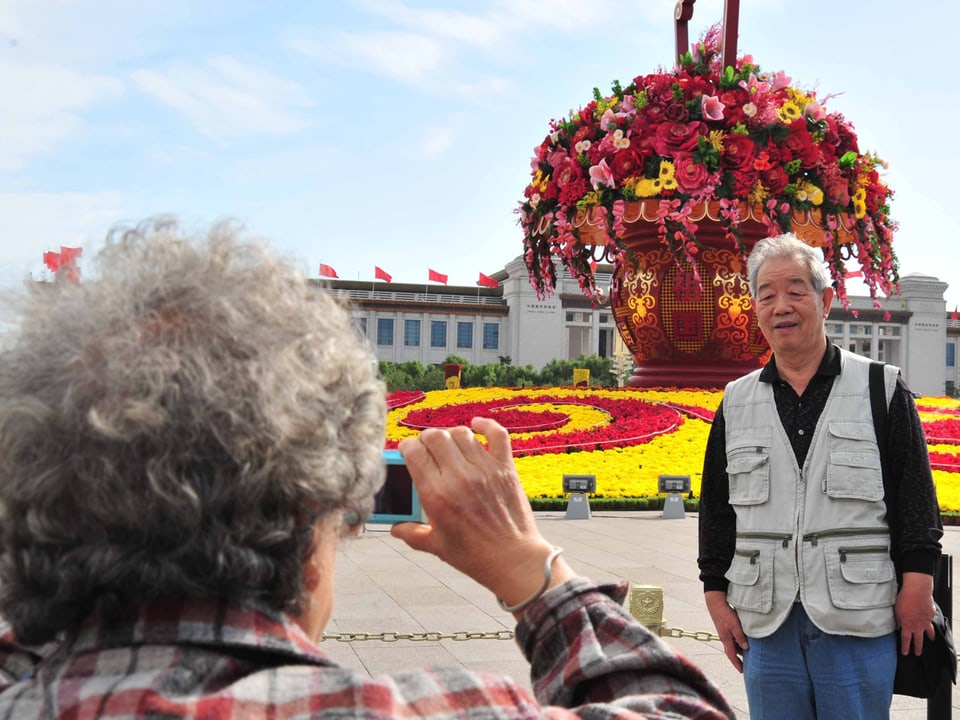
[518,30,898,388]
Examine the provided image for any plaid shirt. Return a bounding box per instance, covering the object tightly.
[0,578,733,719]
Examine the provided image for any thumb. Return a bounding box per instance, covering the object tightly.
[390,521,435,553]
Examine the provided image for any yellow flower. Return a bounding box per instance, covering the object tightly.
[748,181,769,205]
[532,169,548,193]
[708,130,724,152]
[635,177,662,197]
[659,161,676,181]
[777,102,801,123]
[797,181,824,206]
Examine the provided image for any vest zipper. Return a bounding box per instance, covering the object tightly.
[838,545,889,562]
[803,527,889,548]
[735,549,761,565]
[736,531,791,548]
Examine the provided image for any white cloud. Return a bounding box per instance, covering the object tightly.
[355,0,506,49]
[131,56,313,142]
[416,124,457,159]
[293,30,447,88]
[0,59,123,173]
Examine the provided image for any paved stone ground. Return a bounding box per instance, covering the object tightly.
[324,510,960,719]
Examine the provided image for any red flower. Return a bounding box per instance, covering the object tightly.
[783,120,819,168]
[609,148,645,182]
[721,134,755,170]
[673,152,711,192]
[653,121,706,157]
[761,166,789,195]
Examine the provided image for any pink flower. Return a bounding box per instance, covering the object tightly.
[769,70,792,91]
[701,95,725,122]
[803,102,825,121]
[589,159,615,190]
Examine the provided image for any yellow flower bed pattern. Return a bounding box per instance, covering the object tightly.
[387,387,960,511]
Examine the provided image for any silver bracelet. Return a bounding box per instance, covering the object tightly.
[497,547,565,613]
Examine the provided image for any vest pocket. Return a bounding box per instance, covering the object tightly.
[725,545,774,614]
[726,434,770,505]
[825,421,883,502]
[823,539,896,610]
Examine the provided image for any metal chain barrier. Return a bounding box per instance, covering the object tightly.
[321,630,515,643]
[659,627,720,642]
[321,584,720,645]
[322,625,717,644]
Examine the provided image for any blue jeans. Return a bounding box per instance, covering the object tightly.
[742,603,896,720]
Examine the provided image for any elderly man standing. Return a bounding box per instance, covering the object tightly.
[698,233,943,719]
[0,218,734,719]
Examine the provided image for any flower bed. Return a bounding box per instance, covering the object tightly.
[386,387,960,512]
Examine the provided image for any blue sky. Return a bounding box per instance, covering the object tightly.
[2,0,959,309]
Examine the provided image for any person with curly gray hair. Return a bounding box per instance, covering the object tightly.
[0,218,733,719]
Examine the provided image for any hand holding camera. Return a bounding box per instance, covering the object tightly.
[390,417,576,614]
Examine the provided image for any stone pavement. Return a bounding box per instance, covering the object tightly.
[324,510,960,719]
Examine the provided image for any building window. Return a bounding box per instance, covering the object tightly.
[457,321,473,349]
[404,319,420,347]
[376,318,394,346]
[948,342,956,367]
[568,326,590,358]
[354,317,367,337]
[430,321,446,348]
[482,323,499,350]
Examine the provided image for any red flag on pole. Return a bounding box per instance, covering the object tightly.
[43,251,62,272]
[59,246,82,283]
[60,246,82,264]
[952,306,958,322]
[374,266,392,283]
[477,272,499,288]
[319,264,339,279]
[428,268,448,285]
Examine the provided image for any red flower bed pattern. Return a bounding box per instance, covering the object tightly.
[386,390,425,409]
[396,394,681,457]
[401,404,569,432]
[925,419,960,446]
[930,451,960,472]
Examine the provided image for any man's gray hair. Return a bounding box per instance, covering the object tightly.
[0,218,386,644]
[747,233,832,299]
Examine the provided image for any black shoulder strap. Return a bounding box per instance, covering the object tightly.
[870,361,902,580]
[869,361,888,470]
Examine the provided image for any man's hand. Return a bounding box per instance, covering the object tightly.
[895,572,935,656]
[705,591,748,673]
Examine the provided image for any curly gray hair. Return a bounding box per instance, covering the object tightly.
[747,232,832,299]
[0,218,386,644]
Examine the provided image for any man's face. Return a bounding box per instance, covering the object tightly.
[754,254,833,359]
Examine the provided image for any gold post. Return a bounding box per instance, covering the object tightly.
[629,584,665,635]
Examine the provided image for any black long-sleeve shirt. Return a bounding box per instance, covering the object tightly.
[698,343,943,593]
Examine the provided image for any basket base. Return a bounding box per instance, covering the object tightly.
[626,360,765,390]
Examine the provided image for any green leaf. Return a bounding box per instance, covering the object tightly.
[839,151,858,169]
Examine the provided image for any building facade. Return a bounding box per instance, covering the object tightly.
[324,261,958,397]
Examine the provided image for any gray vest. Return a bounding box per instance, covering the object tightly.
[722,349,899,638]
